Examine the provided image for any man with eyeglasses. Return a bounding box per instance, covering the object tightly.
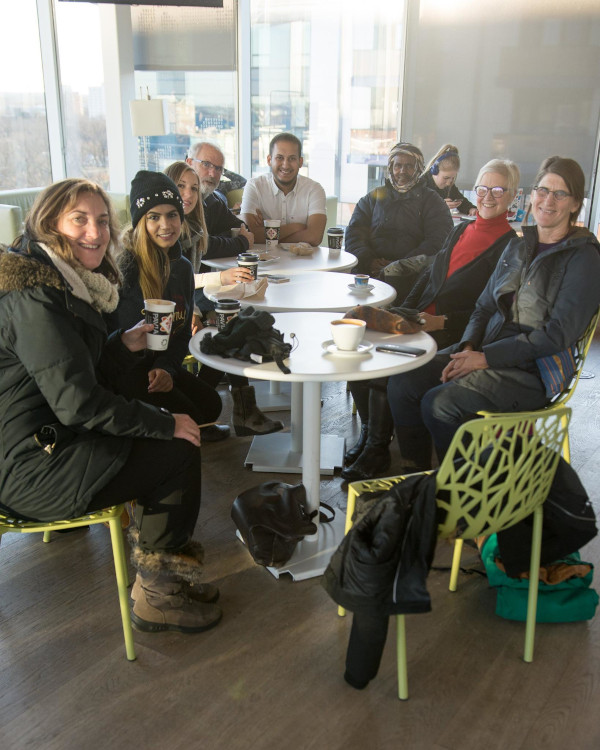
[240,133,327,246]
[187,142,254,259]
[345,142,452,297]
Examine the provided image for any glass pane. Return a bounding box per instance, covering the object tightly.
[131,1,238,172]
[55,1,109,189]
[0,0,52,189]
[402,0,600,219]
[250,0,407,224]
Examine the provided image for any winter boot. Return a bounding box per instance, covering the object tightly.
[131,571,222,633]
[341,388,394,482]
[130,576,219,604]
[201,423,230,442]
[344,381,371,466]
[232,385,284,437]
[395,424,434,473]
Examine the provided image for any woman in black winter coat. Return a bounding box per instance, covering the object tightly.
[343,159,519,482]
[0,178,221,635]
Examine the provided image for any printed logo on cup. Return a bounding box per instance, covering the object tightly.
[327,227,344,250]
[144,299,176,351]
[215,298,241,331]
[264,219,281,248]
[237,252,259,280]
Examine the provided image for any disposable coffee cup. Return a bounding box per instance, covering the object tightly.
[231,227,241,238]
[264,219,281,248]
[330,318,366,351]
[215,298,241,331]
[327,227,344,251]
[144,299,176,351]
[237,252,259,280]
[354,274,370,287]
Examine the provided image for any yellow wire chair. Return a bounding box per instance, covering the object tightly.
[0,505,136,662]
[341,406,570,700]
[479,306,599,463]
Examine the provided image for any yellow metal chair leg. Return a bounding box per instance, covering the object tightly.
[524,506,543,663]
[108,515,136,661]
[43,530,51,543]
[396,615,408,700]
[338,485,360,617]
[449,538,464,592]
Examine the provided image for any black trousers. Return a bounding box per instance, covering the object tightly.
[87,437,202,551]
[115,363,223,425]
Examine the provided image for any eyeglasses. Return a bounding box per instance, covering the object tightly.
[474,185,508,198]
[532,186,572,201]
[190,159,224,175]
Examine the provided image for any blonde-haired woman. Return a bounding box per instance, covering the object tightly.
[0,178,221,634]
[422,144,476,215]
[106,170,227,438]
[163,161,284,438]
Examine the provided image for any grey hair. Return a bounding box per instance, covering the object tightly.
[475,159,520,197]
[188,141,225,163]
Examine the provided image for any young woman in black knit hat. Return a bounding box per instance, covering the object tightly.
[105,169,229,441]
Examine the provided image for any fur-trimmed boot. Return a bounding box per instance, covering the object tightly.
[232,385,284,437]
[341,388,394,482]
[130,536,222,633]
[129,531,219,604]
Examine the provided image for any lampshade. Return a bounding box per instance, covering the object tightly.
[129,98,169,137]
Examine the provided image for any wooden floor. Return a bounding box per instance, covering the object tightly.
[2,335,600,750]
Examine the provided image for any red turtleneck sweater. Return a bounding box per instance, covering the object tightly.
[424,212,511,315]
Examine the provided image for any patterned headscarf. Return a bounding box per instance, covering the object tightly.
[388,142,424,194]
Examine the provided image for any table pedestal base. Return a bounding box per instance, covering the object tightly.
[251,380,291,412]
[244,432,345,475]
[266,514,347,580]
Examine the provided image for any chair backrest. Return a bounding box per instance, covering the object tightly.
[551,305,599,406]
[435,406,570,540]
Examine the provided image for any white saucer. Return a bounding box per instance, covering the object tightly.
[322,340,373,356]
[348,283,374,294]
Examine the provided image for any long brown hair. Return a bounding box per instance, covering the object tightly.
[120,216,171,301]
[21,178,120,283]
[164,161,208,258]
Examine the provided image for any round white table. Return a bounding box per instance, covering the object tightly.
[209,272,397,313]
[190,311,436,580]
[202,243,357,275]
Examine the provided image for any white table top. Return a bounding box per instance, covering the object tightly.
[190,311,437,383]
[209,272,396,313]
[202,244,357,275]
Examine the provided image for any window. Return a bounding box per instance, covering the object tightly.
[0,0,52,189]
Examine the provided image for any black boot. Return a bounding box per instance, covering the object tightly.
[344,381,371,465]
[341,388,394,482]
[395,424,433,472]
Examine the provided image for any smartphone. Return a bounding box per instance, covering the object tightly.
[375,344,426,357]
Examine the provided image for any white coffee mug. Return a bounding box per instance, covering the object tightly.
[144,299,176,351]
[330,318,366,351]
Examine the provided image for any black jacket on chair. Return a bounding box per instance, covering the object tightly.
[322,473,438,616]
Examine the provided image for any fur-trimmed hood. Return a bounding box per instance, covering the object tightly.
[0,245,65,294]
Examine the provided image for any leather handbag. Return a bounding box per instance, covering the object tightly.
[231,481,332,567]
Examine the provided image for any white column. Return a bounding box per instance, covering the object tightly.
[99,5,139,193]
[36,0,66,181]
[237,0,252,177]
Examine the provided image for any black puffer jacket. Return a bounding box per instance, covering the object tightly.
[345,180,453,273]
[322,473,438,616]
[0,241,174,522]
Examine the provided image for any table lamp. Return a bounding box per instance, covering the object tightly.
[129,90,169,170]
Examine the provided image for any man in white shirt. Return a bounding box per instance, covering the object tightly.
[240,133,327,246]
